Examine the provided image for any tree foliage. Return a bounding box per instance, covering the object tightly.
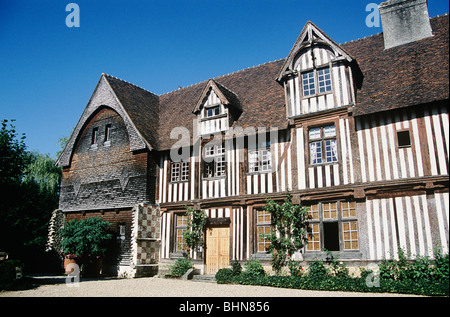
[263,193,310,274]
[0,119,62,272]
[60,217,113,258]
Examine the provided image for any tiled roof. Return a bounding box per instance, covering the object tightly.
[158,59,286,150]
[103,15,448,151]
[342,14,449,116]
[104,74,160,150]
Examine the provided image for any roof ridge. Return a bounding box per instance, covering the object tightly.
[215,57,285,80]
[339,32,382,46]
[102,73,159,97]
[158,58,286,97]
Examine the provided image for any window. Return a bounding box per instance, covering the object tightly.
[301,67,332,97]
[91,127,98,145]
[175,214,188,252]
[118,223,126,241]
[256,209,272,252]
[309,124,337,164]
[171,161,189,182]
[205,105,221,118]
[203,143,225,178]
[302,71,316,96]
[249,141,272,173]
[318,68,332,93]
[306,201,359,252]
[397,130,411,148]
[104,124,111,142]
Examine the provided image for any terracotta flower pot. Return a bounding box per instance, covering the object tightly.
[64,257,79,274]
[83,257,104,277]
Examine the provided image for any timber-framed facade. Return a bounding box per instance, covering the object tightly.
[56,0,448,277]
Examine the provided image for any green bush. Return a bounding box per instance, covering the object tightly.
[0,260,22,290]
[230,260,242,276]
[433,248,449,281]
[242,260,265,278]
[288,260,304,277]
[215,261,243,284]
[231,272,448,296]
[169,258,193,277]
[227,250,449,296]
[215,268,234,284]
[307,258,328,278]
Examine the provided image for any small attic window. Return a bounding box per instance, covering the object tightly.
[205,105,221,118]
[91,127,98,145]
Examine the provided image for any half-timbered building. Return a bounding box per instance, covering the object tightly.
[56,0,448,277]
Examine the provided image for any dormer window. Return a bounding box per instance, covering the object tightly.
[205,105,221,118]
[301,67,332,97]
[193,79,241,136]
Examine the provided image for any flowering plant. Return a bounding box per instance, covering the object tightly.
[62,253,80,259]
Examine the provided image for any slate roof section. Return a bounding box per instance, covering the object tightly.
[103,74,160,150]
[342,14,449,116]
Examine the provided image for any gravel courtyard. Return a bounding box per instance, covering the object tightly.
[0,276,420,297]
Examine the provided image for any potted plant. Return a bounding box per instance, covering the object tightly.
[60,217,113,276]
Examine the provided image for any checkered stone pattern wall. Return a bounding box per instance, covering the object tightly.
[132,204,160,267]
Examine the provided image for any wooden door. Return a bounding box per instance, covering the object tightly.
[205,227,230,274]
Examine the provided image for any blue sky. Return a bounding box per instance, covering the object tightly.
[1,0,448,158]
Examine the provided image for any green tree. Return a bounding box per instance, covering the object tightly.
[0,119,62,272]
[0,119,27,184]
[263,193,310,274]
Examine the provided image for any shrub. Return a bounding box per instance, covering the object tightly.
[307,258,328,278]
[230,260,242,276]
[169,258,193,277]
[288,260,304,277]
[215,268,234,284]
[242,260,265,277]
[324,249,349,278]
[0,260,22,290]
[433,247,449,281]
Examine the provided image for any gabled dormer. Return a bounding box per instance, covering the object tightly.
[193,79,241,136]
[277,22,361,118]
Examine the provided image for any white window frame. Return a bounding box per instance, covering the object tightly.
[171,161,189,182]
[301,66,332,97]
[309,124,337,165]
[203,144,225,178]
[249,141,272,173]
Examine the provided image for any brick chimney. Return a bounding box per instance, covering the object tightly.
[379,0,433,49]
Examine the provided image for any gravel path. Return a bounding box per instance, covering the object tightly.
[0,276,420,297]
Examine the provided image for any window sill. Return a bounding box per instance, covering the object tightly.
[200,113,227,122]
[303,91,333,99]
[309,161,338,167]
[169,180,189,184]
[303,251,362,260]
[246,170,273,176]
[202,175,226,181]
